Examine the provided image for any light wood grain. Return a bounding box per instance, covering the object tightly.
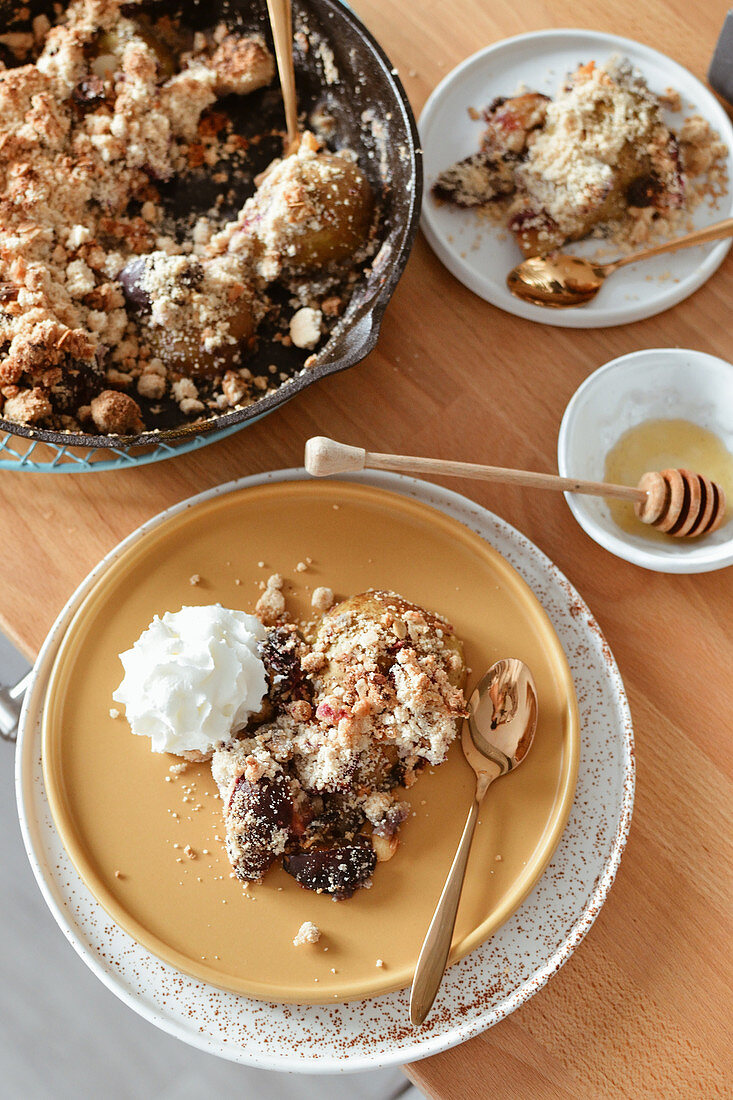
[2,1,732,1096]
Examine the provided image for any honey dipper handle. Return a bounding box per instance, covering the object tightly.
[305,437,645,501]
[364,450,646,502]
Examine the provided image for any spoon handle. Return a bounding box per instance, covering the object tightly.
[410,796,480,1025]
[266,0,299,152]
[609,216,733,271]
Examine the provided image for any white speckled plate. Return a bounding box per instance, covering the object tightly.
[420,30,733,328]
[16,470,634,1072]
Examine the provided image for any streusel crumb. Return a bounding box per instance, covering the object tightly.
[256,573,286,624]
[311,586,335,613]
[292,920,321,946]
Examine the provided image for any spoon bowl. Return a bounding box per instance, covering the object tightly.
[507,254,605,308]
[507,216,733,309]
[410,658,538,1025]
[463,659,538,778]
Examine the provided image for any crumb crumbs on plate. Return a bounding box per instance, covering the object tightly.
[293,920,321,947]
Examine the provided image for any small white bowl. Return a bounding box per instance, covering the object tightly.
[557,349,733,573]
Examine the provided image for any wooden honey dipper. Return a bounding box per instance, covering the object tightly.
[304,437,727,538]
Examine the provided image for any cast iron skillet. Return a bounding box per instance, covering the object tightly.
[0,0,422,449]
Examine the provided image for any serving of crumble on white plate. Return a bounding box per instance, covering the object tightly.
[420,30,733,328]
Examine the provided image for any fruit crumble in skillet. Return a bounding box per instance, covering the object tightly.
[0,0,377,435]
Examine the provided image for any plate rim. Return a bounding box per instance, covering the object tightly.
[16,469,635,1072]
[39,478,580,1005]
[419,27,733,329]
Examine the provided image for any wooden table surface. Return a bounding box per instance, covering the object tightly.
[3,0,733,1095]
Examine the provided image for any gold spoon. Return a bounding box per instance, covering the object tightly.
[507,216,733,308]
[266,0,300,154]
[410,658,538,1026]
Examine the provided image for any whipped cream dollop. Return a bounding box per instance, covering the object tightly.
[113,605,268,757]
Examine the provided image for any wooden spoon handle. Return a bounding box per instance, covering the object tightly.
[266,0,299,152]
[610,216,733,271]
[410,795,480,1025]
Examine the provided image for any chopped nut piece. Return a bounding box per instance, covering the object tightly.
[372,833,399,862]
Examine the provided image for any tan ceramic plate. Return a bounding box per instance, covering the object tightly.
[42,480,579,1005]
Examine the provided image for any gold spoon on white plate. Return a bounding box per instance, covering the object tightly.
[506,215,733,308]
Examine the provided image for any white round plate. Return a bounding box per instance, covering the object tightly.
[558,347,733,573]
[16,470,634,1073]
[420,29,733,328]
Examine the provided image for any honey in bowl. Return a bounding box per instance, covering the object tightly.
[604,418,733,541]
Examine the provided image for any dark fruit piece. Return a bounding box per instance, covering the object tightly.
[72,76,108,112]
[117,257,151,312]
[626,173,664,208]
[249,153,374,272]
[482,92,550,154]
[0,283,19,304]
[283,842,376,898]
[372,799,409,837]
[307,792,364,841]
[178,260,204,289]
[507,207,562,257]
[227,775,294,881]
[260,626,311,705]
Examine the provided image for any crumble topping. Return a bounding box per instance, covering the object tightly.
[211,588,466,898]
[311,586,335,613]
[255,572,286,625]
[292,920,321,946]
[0,0,378,434]
[289,306,322,349]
